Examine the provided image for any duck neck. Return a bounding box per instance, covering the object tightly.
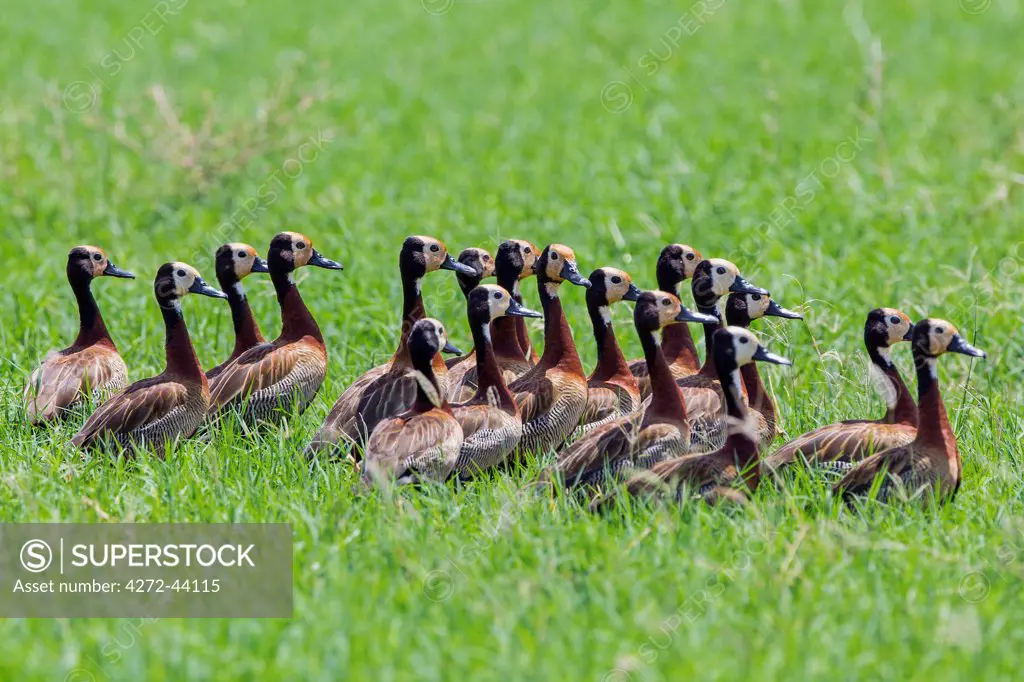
[913,352,955,452]
[657,279,699,371]
[492,273,528,362]
[720,364,760,486]
[537,279,583,375]
[394,271,426,364]
[412,352,448,414]
[160,300,205,383]
[868,345,917,426]
[696,302,723,377]
[272,269,322,344]
[223,278,264,356]
[640,326,687,424]
[471,319,516,411]
[587,298,631,384]
[740,361,773,425]
[70,275,113,349]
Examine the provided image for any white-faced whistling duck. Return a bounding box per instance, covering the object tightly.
[721,291,803,449]
[664,259,767,451]
[765,308,917,475]
[549,291,716,490]
[574,267,642,435]
[628,244,703,400]
[450,285,543,478]
[24,246,135,424]
[593,327,792,510]
[206,243,270,381]
[208,232,342,425]
[506,244,592,457]
[835,319,985,504]
[490,239,541,379]
[444,247,496,402]
[71,263,226,451]
[362,318,465,486]
[307,236,474,456]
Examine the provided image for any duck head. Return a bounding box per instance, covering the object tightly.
[911,319,986,360]
[534,244,591,289]
[725,292,803,327]
[215,242,269,291]
[154,262,226,307]
[655,243,702,292]
[865,308,914,352]
[400,235,474,282]
[468,284,542,328]
[67,245,135,283]
[495,239,540,290]
[634,290,719,333]
[588,267,642,308]
[268,232,343,276]
[455,247,495,296]
[410,317,462,361]
[691,259,767,309]
[713,326,792,374]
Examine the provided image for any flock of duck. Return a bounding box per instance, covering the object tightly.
[24,233,986,507]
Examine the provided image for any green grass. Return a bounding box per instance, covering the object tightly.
[2,0,1024,679]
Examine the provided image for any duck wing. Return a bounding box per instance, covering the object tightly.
[554,412,644,486]
[25,346,126,423]
[71,377,189,448]
[209,340,324,410]
[363,411,463,484]
[509,369,555,424]
[766,422,916,472]
[834,444,916,500]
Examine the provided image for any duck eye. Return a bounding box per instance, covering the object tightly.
[739,337,749,344]
[889,316,900,325]
[751,294,761,301]
[493,292,502,300]
[551,252,559,260]
[92,253,103,261]
[686,253,695,260]
[296,242,306,250]
[238,251,247,259]
[176,269,186,278]
[716,267,726,275]
[430,244,440,253]
[611,276,622,284]
[483,254,491,261]
[661,299,670,306]
[524,247,531,254]
[935,327,944,334]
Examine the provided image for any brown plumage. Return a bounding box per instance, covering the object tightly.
[765,308,918,474]
[507,244,592,457]
[549,292,716,490]
[835,319,985,505]
[24,246,135,424]
[444,247,497,403]
[208,232,342,426]
[629,244,703,399]
[662,259,768,451]
[206,243,270,380]
[574,267,642,436]
[363,319,464,486]
[593,327,792,510]
[71,263,226,451]
[307,236,474,457]
[451,285,542,477]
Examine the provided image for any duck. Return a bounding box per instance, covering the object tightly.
[206,243,270,380]
[362,318,464,486]
[592,327,792,510]
[491,239,542,379]
[628,244,703,399]
[662,259,767,451]
[834,319,985,504]
[450,285,543,478]
[721,291,804,449]
[24,246,135,424]
[71,263,226,451]
[575,267,642,435]
[507,244,592,457]
[765,308,917,475]
[307,235,475,456]
[207,232,343,425]
[444,247,496,402]
[548,291,717,490]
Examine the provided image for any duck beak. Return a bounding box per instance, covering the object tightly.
[948,334,986,358]
[730,274,768,296]
[753,345,792,366]
[676,307,718,324]
[189,277,228,299]
[623,283,642,302]
[442,340,464,355]
[103,261,135,279]
[560,260,592,288]
[442,253,476,276]
[902,324,915,341]
[506,298,543,318]
[251,256,270,274]
[765,299,803,320]
[309,249,344,270]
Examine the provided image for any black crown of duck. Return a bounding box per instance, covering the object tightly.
[208,231,342,426]
[24,246,135,423]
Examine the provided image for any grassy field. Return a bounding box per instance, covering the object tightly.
[2,0,1024,679]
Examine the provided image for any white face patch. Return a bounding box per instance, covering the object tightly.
[544,282,560,298]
